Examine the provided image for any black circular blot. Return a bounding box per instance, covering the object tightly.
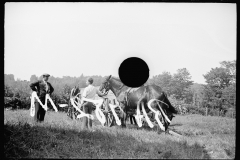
[118,57,149,88]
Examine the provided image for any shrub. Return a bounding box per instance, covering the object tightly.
[4,97,22,109]
[185,105,206,116]
[196,107,206,116]
[208,109,219,116]
[225,109,235,118]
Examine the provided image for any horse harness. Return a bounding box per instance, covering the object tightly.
[124,87,169,111]
[124,87,141,107]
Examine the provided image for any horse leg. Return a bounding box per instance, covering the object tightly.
[119,103,127,128]
[133,115,137,125]
[135,98,145,127]
[124,108,128,127]
[122,109,127,128]
[129,114,137,125]
[119,112,126,127]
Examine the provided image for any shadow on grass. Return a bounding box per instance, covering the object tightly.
[224,148,235,159]
[170,123,183,127]
[4,121,211,159]
[125,123,184,135]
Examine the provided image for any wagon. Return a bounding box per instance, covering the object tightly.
[66,96,182,137]
[66,95,120,127]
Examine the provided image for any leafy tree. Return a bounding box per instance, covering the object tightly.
[203,60,235,90]
[170,68,193,100]
[4,74,16,88]
[4,74,15,82]
[149,71,173,95]
[202,60,236,115]
[5,85,14,97]
[220,60,236,83]
[182,87,193,104]
[203,67,232,90]
[189,83,205,108]
[222,83,236,108]
[30,75,38,82]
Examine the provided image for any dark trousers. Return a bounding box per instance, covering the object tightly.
[33,98,46,122]
[82,101,94,129]
[130,115,137,125]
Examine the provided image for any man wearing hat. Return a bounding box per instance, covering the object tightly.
[81,77,107,130]
[29,73,54,122]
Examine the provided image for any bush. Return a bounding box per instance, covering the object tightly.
[4,97,21,109]
[225,109,235,118]
[208,109,219,116]
[4,97,14,108]
[185,105,206,116]
[168,95,187,114]
[20,97,31,109]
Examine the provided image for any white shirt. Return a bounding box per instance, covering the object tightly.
[82,84,97,100]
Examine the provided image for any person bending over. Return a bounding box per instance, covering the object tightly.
[81,77,107,130]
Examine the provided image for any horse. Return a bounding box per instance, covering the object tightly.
[99,75,178,132]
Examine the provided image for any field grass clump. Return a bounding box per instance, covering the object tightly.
[4,109,235,159]
[4,120,209,159]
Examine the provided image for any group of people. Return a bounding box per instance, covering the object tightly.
[29,73,107,130]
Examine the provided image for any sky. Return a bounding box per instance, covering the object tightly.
[5,2,236,84]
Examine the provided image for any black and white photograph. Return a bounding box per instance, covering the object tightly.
[4,2,236,159]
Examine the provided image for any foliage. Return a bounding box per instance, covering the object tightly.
[148,71,173,95]
[4,60,235,119]
[170,68,193,100]
[220,60,236,84]
[148,68,193,102]
[221,83,236,109]
[30,75,39,83]
[186,105,205,116]
[168,94,189,115]
[203,67,232,89]
[202,60,236,115]
[208,108,220,117]
[4,74,15,82]
[225,108,236,118]
[4,74,106,111]
[5,85,14,97]
[4,97,19,109]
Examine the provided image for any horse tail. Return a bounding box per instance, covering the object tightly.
[161,92,178,114]
[154,100,171,131]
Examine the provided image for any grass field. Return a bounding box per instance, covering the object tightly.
[4,109,235,159]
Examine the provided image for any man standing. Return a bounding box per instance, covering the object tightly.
[81,77,107,130]
[30,73,54,122]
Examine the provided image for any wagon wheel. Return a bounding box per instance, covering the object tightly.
[74,109,81,120]
[74,105,83,121]
[101,98,115,127]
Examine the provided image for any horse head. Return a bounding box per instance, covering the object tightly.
[99,75,112,94]
[158,92,178,121]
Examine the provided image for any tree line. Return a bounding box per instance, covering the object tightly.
[4,74,106,112]
[146,60,236,117]
[4,60,235,118]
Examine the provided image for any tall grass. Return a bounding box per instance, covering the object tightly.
[4,109,235,159]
